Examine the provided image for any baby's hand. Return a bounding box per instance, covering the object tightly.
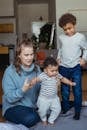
[30,78,37,85]
[70,82,76,86]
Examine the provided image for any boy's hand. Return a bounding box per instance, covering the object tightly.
[80,58,86,67]
[57,59,61,64]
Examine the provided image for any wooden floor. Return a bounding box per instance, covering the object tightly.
[0,108,5,122]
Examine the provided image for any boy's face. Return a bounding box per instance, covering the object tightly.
[44,65,58,77]
[63,23,76,36]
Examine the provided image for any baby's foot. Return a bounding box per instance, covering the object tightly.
[48,121,54,125]
[42,121,47,126]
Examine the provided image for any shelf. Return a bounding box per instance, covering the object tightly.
[0,46,8,54]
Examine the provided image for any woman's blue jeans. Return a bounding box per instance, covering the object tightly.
[59,64,82,114]
[4,105,40,128]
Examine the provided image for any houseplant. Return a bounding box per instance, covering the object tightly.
[31,23,56,49]
[39,23,55,49]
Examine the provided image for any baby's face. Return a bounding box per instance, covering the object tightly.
[63,23,76,36]
[45,65,58,77]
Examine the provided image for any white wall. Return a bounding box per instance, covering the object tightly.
[55,0,87,48]
[0,0,16,45]
[0,0,14,16]
[18,3,48,40]
[48,0,56,22]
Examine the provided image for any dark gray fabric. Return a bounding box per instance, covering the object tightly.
[30,107,87,130]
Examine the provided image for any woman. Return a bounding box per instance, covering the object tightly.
[2,40,41,128]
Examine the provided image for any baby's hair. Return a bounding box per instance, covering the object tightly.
[59,13,76,28]
[43,56,58,69]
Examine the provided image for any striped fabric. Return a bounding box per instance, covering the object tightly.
[38,72,63,98]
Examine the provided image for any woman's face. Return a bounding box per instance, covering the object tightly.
[19,45,34,68]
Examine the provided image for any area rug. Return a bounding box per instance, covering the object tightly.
[32,106,87,130]
[0,106,87,130]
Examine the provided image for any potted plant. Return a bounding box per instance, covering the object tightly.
[39,23,55,49]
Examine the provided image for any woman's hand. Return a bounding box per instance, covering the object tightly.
[22,78,33,92]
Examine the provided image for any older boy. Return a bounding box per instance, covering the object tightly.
[57,13,87,120]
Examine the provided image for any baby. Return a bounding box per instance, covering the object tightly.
[30,57,76,125]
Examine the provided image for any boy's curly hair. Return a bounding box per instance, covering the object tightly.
[59,13,76,28]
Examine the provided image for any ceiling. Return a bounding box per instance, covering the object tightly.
[17,0,50,4]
